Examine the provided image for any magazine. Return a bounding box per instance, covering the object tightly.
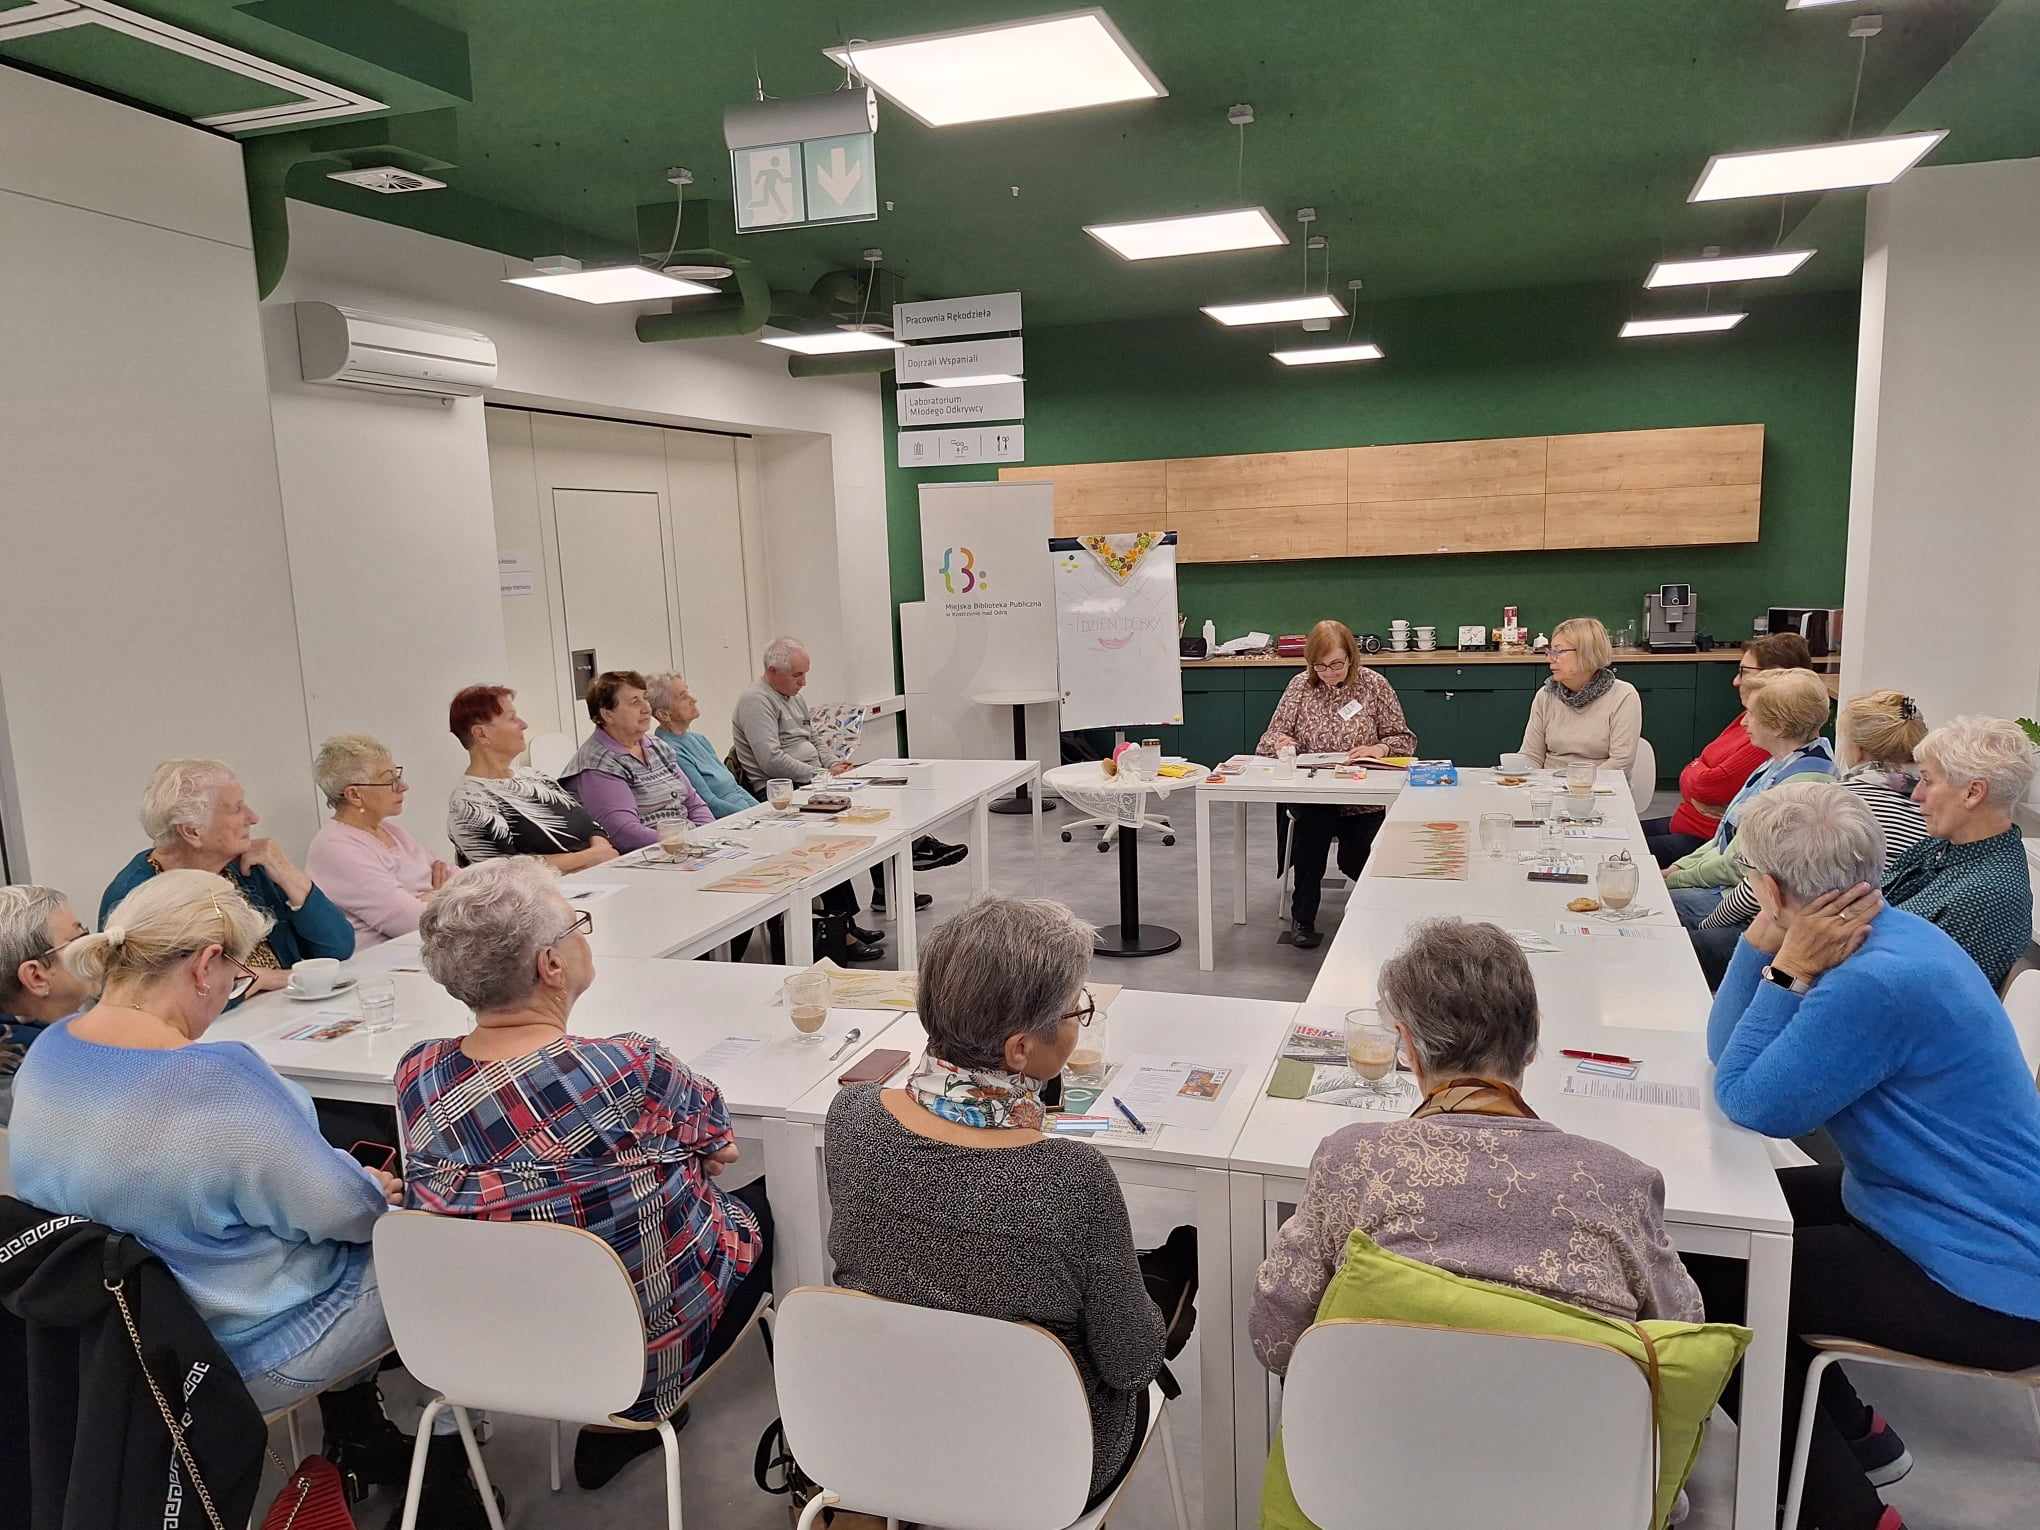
[1266,1018,1420,1109]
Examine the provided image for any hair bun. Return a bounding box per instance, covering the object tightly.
[103,924,126,949]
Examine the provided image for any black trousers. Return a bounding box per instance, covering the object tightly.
[1640,815,1708,867]
[696,1178,776,1374]
[1690,925,1742,992]
[1685,1166,2040,1530]
[1286,805,1384,928]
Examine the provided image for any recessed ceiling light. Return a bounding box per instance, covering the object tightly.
[1688,130,1947,201]
[504,258,717,304]
[1646,250,1816,287]
[1783,0,1859,9]
[824,9,1165,128]
[1270,343,1385,367]
[759,330,908,355]
[1201,294,1347,327]
[1619,314,1747,338]
[1084,207,1287,261]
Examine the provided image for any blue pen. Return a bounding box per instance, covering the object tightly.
[1110,1095,1149,1134]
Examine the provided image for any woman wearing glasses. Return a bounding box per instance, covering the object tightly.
[396,858,770,1492]
[1516,616,1643,775]
[306,733,453,948]
[4,871,479,1512]
[1257,619,1419,950]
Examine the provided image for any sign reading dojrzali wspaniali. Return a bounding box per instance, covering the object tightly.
[897,336,1024,387]
[892,290,1022,342]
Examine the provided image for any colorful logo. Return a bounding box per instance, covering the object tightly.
[939,546,988,595]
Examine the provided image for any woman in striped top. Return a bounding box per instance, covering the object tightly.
[1692,691,1929,988]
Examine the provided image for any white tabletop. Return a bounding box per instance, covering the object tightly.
[1199,762,1405,805]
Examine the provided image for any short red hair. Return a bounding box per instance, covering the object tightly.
[449,684,512,748]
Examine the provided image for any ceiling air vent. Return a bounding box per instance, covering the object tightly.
[327,166,447,194]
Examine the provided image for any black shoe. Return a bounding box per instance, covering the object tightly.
[1291,924,1324,950]
[913,839,969,871]
[841,938,886,964]
[1848,1411,1914,1487]
[386,1431,497,1529]
[573,1406,689,1491]
[849,923,885,945]
[871,891,933,915]
[319,1381,414,1493]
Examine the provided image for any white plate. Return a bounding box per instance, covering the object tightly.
[285,976,358,1002]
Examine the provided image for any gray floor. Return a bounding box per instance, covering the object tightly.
[283,792,2040,1528]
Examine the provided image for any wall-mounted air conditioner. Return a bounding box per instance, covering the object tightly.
[294,302,497,398]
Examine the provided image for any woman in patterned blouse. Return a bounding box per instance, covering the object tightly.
[1256,620,1417,948]
[445,684,619,871]
[398,858,770,1491]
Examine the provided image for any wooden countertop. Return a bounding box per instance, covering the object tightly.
[1187,648,1841,669]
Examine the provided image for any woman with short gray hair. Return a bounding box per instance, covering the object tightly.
[1701,780,2040,1530]
[0,884,94,1124]
[823,896,1181,1510]
[396,858,770,1491]
[306,733,451,948]
[1253,917,1702,1377]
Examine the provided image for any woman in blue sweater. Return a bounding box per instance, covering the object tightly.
[1704,782,2040,1530]
[647,671,761,818]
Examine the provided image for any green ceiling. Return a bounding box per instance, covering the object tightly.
[7,0,2034,323]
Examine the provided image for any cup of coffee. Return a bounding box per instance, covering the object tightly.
[767,779,796,813]
[783,970,831,1042]
[1344,1008,1399,1094]
[291,958,340,996]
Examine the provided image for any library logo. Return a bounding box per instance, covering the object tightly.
[938,546,988,595]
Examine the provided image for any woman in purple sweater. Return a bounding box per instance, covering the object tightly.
[562,670,714,852]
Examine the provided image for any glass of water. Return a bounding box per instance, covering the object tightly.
[1480,811,1514,858]
[357,976,397,1030]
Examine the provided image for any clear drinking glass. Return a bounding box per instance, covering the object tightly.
[783,970,830,1042]
[1597,852,1640,912]
[1065,1004,1109,1085]
[357,976,397,1030]
[1480,811,1513,858]
[767,778,796,813]
[1344,1009,1399,1094]
[1277,744,1298,779]
[1565,760,1596,797]
[654,811,692,860]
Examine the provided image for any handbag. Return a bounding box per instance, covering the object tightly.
[108,1274,357,1530]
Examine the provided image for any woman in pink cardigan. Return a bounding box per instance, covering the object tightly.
[305,734,450,947]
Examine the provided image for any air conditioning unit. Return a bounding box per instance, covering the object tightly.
[294,302,497,399]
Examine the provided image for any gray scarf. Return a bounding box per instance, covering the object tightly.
[1546,666,1617,711]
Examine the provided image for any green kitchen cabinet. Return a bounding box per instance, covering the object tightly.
[1627,665,1698,790]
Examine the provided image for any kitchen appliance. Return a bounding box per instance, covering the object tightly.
[1767,606,1843,657]
[1643,584,1698,652]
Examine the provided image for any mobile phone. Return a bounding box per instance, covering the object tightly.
[349,1140,397,1173]
[1041,1071,1064,1113]
[838,1048,911,1087]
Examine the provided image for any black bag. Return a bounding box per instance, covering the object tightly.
[754,1416,822,1513]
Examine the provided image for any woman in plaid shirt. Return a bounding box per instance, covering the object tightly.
[397,858,770,1491]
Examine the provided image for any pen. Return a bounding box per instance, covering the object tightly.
[1109,1095,1149,1134]
[1562,1049,1637,1066]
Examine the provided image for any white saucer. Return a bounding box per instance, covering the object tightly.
[285,976,358,1002]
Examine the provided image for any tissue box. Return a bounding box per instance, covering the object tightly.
[1407,760,1460,787]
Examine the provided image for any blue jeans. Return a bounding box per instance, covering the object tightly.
[241,1267,394,1416]
[1670,888,1725,930]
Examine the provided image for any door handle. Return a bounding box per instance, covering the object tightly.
[571,648,598,699]
[1444,691,1455,700]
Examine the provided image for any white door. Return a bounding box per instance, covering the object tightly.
[552,488,676,712]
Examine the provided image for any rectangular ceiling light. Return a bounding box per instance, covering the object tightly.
[1646,249,1816,287]
[824,9,1165,128]
[1784,1,1860,8]
[1619,313,1747,338]
[504,265,717,303]
[1085,207,1287,261]
[1201,294,1347,327]
[1689,131,1947,201]
[759,330,909,355]
[1271,343,1385,367]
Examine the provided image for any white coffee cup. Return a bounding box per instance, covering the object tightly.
[1390,638,1411,651]
[1414,626,1436,638]
[291,958,340,996]
[1389,619,1410,632]
[1498,752,1535,774]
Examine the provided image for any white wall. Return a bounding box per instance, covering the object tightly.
[0,69,317,911]
[1842,158,2040,724]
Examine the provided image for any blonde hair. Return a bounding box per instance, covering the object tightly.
[314,733,393,809]
[64,870,271,990]
[139,758,238,848]
[1550,617,1612,674]
[1746,670,1832,746]
[1915,716,2038,812]
[1303,619,1362,686]
[1839,690,1927,769]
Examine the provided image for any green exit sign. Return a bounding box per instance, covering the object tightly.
[733,131,877,232]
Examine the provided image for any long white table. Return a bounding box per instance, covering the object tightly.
[1193,763,1405,970]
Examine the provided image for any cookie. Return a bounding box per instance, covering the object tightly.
[1567,897,1602,913]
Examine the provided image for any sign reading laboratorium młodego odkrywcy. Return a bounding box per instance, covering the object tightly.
[895,292,1024,467]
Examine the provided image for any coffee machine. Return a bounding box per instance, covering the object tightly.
[1644,583,1698,652]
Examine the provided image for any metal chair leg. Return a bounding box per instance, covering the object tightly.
[1159,1406,1190,1530]
[453,1406,506,1530]
[395,1398,444,1530]
[656,1417,683,1530]
[1780,1350,1840,1530]
[549,1419,562,1492]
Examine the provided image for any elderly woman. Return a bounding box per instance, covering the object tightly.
[1517,616,1642,773]
[446,684,618,870]
[397,858,769,1491]
[0,884,95,1125]
[1877,715,2035,990]
[824,896,1174,1510]
[1644,632,1814,865]
[305,734,451,947]
[1702,783,2040,1530]
[1253,917,1702,1379]
[1257,619,1418,950]
[6,871,484,1515]
[648,670,758,819]
[101,758,352,988]
[1666,669,1836,927]
[561,670,714,852]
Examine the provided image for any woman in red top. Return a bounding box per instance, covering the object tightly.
[1643,632,1814,866]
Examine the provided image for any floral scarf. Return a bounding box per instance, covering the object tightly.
[903,1050,1049,1130]
[1844,761,1919,796]
[1545,665,1617,712]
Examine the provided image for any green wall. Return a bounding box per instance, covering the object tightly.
[885,282,1858,660]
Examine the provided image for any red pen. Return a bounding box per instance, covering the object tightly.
[1562,1049,1637,1065]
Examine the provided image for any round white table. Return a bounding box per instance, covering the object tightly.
[970,687,1061,816]
[1045,760,1210,957]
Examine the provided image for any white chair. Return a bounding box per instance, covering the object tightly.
[1783,1337,2040,1530]
[526,730,576,778]
[373,1210,773,1530]
[2003,968,2040,1080]
[1628,735,1657,817]
[773,1286,1188,1530]
[1281,1319,1656,1530]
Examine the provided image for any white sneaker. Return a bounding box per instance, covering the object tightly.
[1666,1487,1691,1526]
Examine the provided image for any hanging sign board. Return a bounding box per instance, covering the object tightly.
[727,88,880,232]
[892,291,1022,342]
[898,425,1025,468]
[897,336,1024,386]
[898,381,1025,427]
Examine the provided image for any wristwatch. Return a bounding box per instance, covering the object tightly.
[1761,964,1813,996]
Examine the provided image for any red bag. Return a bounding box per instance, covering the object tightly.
[1275,633,1308,657]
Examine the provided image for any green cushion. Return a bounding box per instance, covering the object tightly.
[1261,1232,1751,1530]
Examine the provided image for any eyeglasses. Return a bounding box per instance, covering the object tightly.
[30,930,85,965]
[548,909,595,948]
[222,952,262,1004]
[346,766,405,789]
[1060,991,1097,1028]
[1732,852,1760,881]
[1550,647,1579,659]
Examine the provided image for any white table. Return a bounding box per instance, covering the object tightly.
[1045,760,1209,957]
[1193,763,1406,970]
[765,987,1299,1530]
[968,688,1061,815]
[833,757,1045,901]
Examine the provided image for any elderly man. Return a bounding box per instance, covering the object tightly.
[732,637,962,915]
[1878,715,2035,990]
[0,885,97,1124]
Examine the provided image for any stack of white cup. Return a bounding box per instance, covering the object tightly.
[1389,619,1411,652]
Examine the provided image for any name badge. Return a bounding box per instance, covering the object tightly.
[1338,699,1364,721]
